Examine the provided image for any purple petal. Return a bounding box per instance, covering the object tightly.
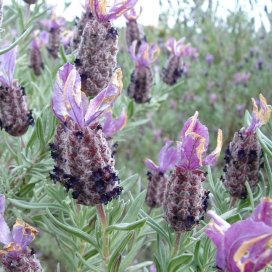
[225,218,272,272]
[165,37,176,54]
[180,112,209,149]
[204,129,223,166]
[52,63,84,127]
[0,215,11,245]
[177,133,206,169]
[0,195,5,214]
[12,219,38,249]
[130,41,159,67]
[105,0,138,21]
[85,69,123,126]
[124,6,142,20]
[246,94,271,134]
[251,198,272,226]
[158,141,178,172]
[0,196,11,245]
[144,159,159,172]
[102,110,127,138]
[0,47,17,87]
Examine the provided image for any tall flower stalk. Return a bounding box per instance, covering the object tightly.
[0,48,34,136]
[223,94,271,199]
[50,63,123,206]
[164,112,222,232]
[127,41,159,103]
[75,0,138,96]
[145,141,178,208]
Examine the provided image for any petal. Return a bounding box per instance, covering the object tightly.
[85,69,123,126]
[158,141,178,172]
[251,198,272,226]
[124,6,142,20]
[102,110,127,138]
[0,47,17,87]
[180,111,209,149]
[204,129,223,166]
[246,94,271,134]
[0,215,11,245]
[52,63,84,126]
[0,195,5,214]
[165,37,176,53]
[12,219,38,249]
[144,159,159,172]
[177,132,206,169]
[225,219,272,272]
[106,0,138,21]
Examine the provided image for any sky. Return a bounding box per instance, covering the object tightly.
[5,0,272,30]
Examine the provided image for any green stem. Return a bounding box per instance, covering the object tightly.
[172,232,182,256]
[96,204,110,266]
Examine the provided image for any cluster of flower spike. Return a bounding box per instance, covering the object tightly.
[222,94,271,199]
[0,48,33,137]
[74,0,137,97]
[145,112,222,232]
[50,63,125,206]
[0,195,42,272]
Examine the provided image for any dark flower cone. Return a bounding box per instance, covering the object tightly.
[71,11,92,51]
[1,250,43,272]
[30,46,44,76]
[0,85,34,136]
[146,171,168,208]
[50,121,122,206]
[162,55,183,85]
[164,168,209,232]
[127,66,153,103]
[76,15,118,96]
[48,27,61,59]
[223,129,263,199]
[125,20,145,52]
[23,0,37,4]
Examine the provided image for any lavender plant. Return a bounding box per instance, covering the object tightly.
[0,1,272,271]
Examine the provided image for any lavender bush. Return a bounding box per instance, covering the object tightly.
[0,1,272,271]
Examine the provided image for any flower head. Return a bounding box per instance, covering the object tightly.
[31,31,48,50]
[102,110,127,138]
[52,63,123,128]
[0,195,39,258]
[166,37,198,58]
[176,112,222,169]
[124,6,142,20]
[89,0,138,22]
[206,53,214,65]
[145,141,178,173]
[130,41,160,68]
[234,72,251,85]
[0,48,17,88]
[246,94,271,135]
[206,198,272,272]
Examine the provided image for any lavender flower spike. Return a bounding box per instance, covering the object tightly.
[128,41,160,103]
[90,0,138,21]
[102,110,127,139]
[124,6,145,52]
[164,112,222,232]
[0,48,34,136]
[0,195,42,272]
[145,141,178,208]
[162,37,198,85]
[50,64,123,206]
[223,94,271,199]
[206,198,272,272]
